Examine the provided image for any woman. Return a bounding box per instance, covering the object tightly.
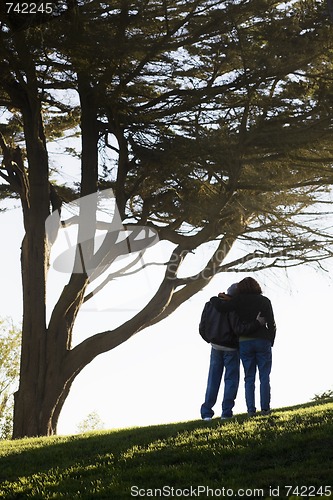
[210,277,276,416]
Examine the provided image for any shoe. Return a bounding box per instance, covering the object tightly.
[261,409,271,416]
[202,417,212,421]
[221,416,232,420]
[247,411,256,417]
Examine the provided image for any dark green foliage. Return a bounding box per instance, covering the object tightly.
[1,1,332,268]
[0,320,21,440]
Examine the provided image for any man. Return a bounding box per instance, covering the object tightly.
[200,283,264,420]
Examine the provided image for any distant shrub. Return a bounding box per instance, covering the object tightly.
[0,319,21,440]
[312,389,333,402]
[76,411,105,434]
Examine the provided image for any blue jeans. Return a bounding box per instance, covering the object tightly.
[201,348,240,419]
[239,339,272,414]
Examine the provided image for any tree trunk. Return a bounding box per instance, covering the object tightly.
[13,66,101,437]
[12,196,50,437]
[11,28,52,438]
[12,155,50,437]
[13,276,177,437]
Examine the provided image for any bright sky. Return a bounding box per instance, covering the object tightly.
[1,205,332,435]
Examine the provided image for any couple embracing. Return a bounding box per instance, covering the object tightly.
[199,277,276,420]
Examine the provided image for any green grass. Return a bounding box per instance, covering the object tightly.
[0,401,332,499]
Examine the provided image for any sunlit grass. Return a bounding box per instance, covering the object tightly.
[0,401,332,499]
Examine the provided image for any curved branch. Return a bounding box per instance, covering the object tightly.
[63,244,188,373]
[83,251,146,302]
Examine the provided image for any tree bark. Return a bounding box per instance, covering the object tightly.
[11,29,52,438]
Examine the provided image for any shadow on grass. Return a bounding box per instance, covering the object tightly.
[0,402,332,499]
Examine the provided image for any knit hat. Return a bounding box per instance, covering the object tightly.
[227,283,239,296]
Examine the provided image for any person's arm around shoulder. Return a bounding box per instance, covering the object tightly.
[231,311,266,336]
[263,296,276,345]
[210,293,235,312]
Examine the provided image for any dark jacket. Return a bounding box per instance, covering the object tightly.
[199,299,262,348]
[210,293,276,346]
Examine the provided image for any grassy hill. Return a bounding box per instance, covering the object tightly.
[0,401,332,499]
